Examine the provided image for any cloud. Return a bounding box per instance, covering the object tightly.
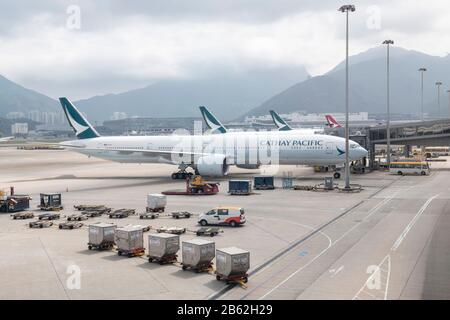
[0,0,449,99]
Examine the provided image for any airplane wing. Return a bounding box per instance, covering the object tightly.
[60,143,219,163]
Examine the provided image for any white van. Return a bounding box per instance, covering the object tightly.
[198,207,246,227]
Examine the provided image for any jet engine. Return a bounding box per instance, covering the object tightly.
[195,154,230,177]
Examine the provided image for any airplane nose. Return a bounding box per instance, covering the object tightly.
[349,146,368,160]
[361,147,368,157]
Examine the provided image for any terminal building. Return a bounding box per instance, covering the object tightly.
[102,117,204,135]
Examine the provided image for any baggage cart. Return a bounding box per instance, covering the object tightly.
[29,220,53,228]
[59,221,83,229]
[171,211,192,219]
[215,247,250,285]
[38,212,60,220]
[195,227,222,237]
[10,211,34,220]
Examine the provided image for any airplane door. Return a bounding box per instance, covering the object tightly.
[97,143,106,155]
[326,142,333,154]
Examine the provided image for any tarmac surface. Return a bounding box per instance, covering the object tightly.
[0,147,449,300]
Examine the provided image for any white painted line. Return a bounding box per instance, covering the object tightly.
[353,193,439,300]
[391,194,439,251]
[257,188,407,300]
[248,218,333,278]
[329,265,344,277]
[331,187,411,245]
[215,219,333,301]
[353,254,391,300]
[258,237,332,300]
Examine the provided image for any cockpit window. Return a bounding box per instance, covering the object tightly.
[350,144,358,149]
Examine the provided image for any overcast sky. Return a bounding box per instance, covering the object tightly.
[0,0,449,100]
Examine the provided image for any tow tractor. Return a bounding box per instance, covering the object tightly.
[163,176,219,196]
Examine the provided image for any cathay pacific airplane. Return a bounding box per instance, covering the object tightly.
[199,106,228,134]
[269,110,323,134]
[269,110,293,131]
[201,106,343,174]
[59,98,367,179]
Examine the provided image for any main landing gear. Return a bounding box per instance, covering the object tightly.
[171,163,194,180]
[171,171,193,180]
[333,172,341,179]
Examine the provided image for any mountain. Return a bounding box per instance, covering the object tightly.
[245,47,450,118]
[0,75,59,116]
[73,67,309,122]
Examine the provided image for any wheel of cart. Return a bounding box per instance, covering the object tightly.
[181,262,213,273]
[118,248,145,257]
[88,242,114,251]
[148,254,178,265]
[216,273,248,284]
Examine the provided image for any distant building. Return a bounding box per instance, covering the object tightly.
[25,110,65,124]
[6,112,25,119]
[110,112,128,120]
[103,117,203,135]
[11,123,28,136]
[245,112,369,123]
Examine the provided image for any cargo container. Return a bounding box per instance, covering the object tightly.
[324,177,334,190]
[228,180,252,195]
[181,239,215,272]
[88,222,116,250]
[1,195,31,213]
[115,225,145,257]
[215,247,250,283]
[148,233,180,264]
[146,194,166,212]
[39,193,63,211]
[253,176,275,190]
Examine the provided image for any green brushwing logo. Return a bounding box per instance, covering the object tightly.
[337,147,345,155]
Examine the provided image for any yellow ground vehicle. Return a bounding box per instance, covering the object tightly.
[389,161,430,176]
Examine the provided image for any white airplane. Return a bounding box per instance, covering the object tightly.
[59,98,367,179]
[269,110,323,134]
[0,136,14,142]
[325,114,343,128]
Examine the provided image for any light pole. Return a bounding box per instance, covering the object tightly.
[447,89,450,118]
[436,81,443,118]
[339,4,355,190]
[383,40,393,168]
[418,68,427,121]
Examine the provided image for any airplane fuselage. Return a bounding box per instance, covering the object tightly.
[61,131,367,166]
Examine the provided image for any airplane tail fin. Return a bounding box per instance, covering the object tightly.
[199,106,227,133]
[269,110,292,131]
[59,97,100,139]
[325,115,342,128]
